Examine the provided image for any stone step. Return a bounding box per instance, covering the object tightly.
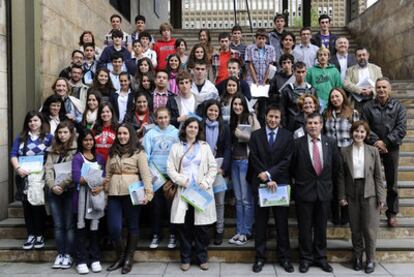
[1,217,413,240]
[0,238,412,263]
[398,152,414,167]
[398,167,414,182]
[399,181,414,198]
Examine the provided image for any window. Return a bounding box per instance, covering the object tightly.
[109,0,131,21]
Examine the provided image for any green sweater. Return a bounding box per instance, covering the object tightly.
[306,64,342,109]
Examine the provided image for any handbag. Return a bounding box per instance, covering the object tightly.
[163,143,194,201]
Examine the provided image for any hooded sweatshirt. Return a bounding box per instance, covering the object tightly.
[305,63,342,109]
[142,124,179,174]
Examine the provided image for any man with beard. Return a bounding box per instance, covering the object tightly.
[344,47,382,112]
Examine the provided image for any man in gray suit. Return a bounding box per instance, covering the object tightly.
[343,47,382,111]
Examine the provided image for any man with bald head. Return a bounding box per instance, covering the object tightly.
[361,77,407,228]
[329,37,356,81]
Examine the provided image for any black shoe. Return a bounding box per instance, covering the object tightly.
[299,261,310,273]
[317,260,333,272]
[213,232,223,245]
[365,261,375,274]
[353,258,362,271]
[252,260,264,273]
[280,260,294,273]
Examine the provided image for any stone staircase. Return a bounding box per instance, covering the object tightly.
[0,28,413,263]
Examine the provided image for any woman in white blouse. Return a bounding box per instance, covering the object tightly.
[338,120,385,274]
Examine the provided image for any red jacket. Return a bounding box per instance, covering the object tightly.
[153,38,176,71]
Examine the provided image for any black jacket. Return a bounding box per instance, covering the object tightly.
[247,127,293,194]
[109,91,135,123]
[148,91,179,128]
[361,97,407,150]
[311,32,337,55]
[280,83,316,129]
[290,134,341,202]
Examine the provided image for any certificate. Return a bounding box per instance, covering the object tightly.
[128,181,145,205]
[250,84,270,98]
[258,184,291,207]
[149,162,167,192]
[212,174,227,194]
[19,156,44,173]
[181,180,213,212]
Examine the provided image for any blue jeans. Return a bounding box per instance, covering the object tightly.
[107,196,141,241]
[48,190,74,255]
[231,159,254,236]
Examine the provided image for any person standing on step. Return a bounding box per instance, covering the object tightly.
[143,108,179,250]
[248,106,294,273]
[323,88,359,226]
[104,123,153,274]
[167,118,218,272]
[361,77,407,228]
[311,14,337,56]
[153,22,176,71]
[201,99,231,245]
[268,13,287,56]
[45,121,78,270]
[291,112,341,273]
[10,111,53,251]
[338,120,385,274]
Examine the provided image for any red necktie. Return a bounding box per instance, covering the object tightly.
[312,139,322,175]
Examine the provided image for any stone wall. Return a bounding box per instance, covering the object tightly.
[0,0,9,219]
[139,0,169,29]
[347,0,414,80]
[40,0,134,99]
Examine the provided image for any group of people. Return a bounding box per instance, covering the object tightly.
[9,11,408,275]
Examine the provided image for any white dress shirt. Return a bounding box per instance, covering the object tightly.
[337,53,348,81]
[352,144,365,179]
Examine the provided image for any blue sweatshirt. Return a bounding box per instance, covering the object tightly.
[142,125,179,174]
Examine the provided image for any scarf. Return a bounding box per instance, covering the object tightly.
[86,110,98,124]
[205,119,219,155]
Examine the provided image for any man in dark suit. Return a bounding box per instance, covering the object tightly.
[247,105,294,273]
[329,37,356,82]
[291,112,341,273]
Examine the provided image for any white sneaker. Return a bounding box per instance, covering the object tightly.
[236,234,248,245]
[167,234,177,249]
[149,235,160,249]
[61,254,73,269]
[90,261,102,273]
[52,254,63,269]
[22,235,35,250]
[76,263,89,274]
[228,233,240,244]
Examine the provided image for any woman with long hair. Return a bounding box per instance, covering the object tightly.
[124,91,155,141]
[45,121,78,269]
[91,68,116,102]
[72,129,106,274]
[220,76,242,123]
[92,102,118,161]
[81,89,102,129]
[201,100,231,245]
[104,123,153,274]
[79,30,102,58]
[175,38,188,69]
[167,118,217,271]
[131,57,155,92]
[166,53,182,95]
[324,87,359,225]
[110,72,134,123]
[228,94,260,245]
[9,111,53,250]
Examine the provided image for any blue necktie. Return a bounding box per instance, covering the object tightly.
[269,131,275,146]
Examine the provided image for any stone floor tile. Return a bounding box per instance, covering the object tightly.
[221,262,275,275]
[275,263,333,276]
[125,262,167,275]
[380,263,414,275]
[165,262,220,274]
